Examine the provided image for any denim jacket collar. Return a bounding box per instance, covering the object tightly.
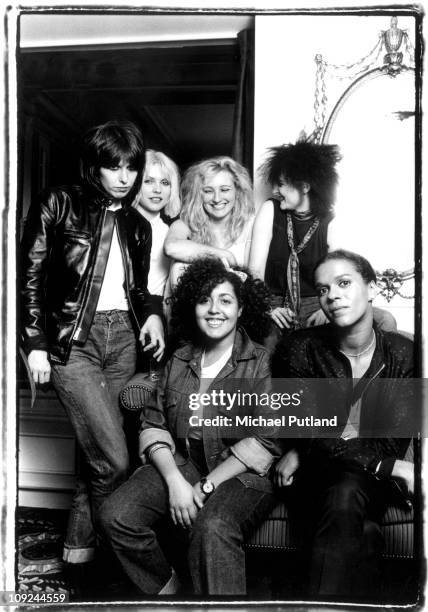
[173,326,258,372]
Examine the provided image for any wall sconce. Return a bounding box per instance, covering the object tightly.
[376,268,415,303]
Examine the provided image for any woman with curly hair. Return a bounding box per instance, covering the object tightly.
[249,141,342,345]
[98,257,282,596]
[164,157,255,292]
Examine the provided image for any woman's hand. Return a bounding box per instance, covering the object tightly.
[269,307,295,329]
[168,474,202,528]
[192,482,207,507]
[305,308,329,327]
[220,250,238,267]
[28,350,51,384]
[274,449,299,487]
[140,314,165,361]
[392,459,414,495]
[164,219,238,266]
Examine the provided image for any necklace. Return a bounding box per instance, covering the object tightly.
[341,331,376,358]
[293,210,314,221]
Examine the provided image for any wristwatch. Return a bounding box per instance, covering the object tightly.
[199,477,216,497]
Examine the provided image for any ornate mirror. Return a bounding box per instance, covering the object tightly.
[312,17,416,331]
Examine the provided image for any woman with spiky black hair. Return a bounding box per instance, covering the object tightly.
[249,140,396,356]
[249,140,342,350]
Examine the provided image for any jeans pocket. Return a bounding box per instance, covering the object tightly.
[117,311,134,331]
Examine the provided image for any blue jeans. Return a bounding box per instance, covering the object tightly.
[97,462,276,595]
[51,310,137,563]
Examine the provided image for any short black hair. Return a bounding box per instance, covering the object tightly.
[313,249,377,285]
[259,141,342,218]
[80,120,145,201]
[170,257,272,345]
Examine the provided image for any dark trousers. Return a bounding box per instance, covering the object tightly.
[295,465,386,599]
[97,462,276,595]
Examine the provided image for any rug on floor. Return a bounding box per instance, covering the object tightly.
[17,507,71,596]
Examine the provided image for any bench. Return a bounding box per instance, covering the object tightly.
[120,372,418,599]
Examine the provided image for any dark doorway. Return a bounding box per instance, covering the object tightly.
[18,37,246,219]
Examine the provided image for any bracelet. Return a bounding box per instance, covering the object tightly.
[147,442,169,460]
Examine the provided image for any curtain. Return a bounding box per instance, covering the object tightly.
[232,28,255,176]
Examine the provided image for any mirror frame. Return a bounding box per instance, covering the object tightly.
[320,65,416,303]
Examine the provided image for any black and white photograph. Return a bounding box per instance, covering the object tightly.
[1,1,425,609]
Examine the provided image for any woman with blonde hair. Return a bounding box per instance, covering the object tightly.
[133,149,181,304]
[164,156,255,283]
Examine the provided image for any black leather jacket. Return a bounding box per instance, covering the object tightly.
[21,184,162,364]
[276,325,415,479]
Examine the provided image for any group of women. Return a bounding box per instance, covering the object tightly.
[21,120,413,602]
[137,141,396,347]
[133,152,255,313]
[136,141,333,319]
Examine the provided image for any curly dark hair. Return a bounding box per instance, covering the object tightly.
[259,141,342,218]
[170,257,272,345]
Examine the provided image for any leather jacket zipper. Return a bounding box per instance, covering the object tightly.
[358,363,386,400]
[71,206,107,345]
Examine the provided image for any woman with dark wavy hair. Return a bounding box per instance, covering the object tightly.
[99,257,282,596]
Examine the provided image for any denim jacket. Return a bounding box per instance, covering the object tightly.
[139,328,282,479]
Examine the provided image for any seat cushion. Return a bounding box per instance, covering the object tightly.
[247,441,415,557]
[246,499,414,559]
[122,375,416,560]
[120,372,157,412]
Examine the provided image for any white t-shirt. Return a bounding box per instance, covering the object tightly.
[96,209,128,312]
[147,214,171,296]
[189,345,234,440]
[200,345,233,381]
[228,216,254,267]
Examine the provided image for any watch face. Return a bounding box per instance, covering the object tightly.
[201,479,215,494]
